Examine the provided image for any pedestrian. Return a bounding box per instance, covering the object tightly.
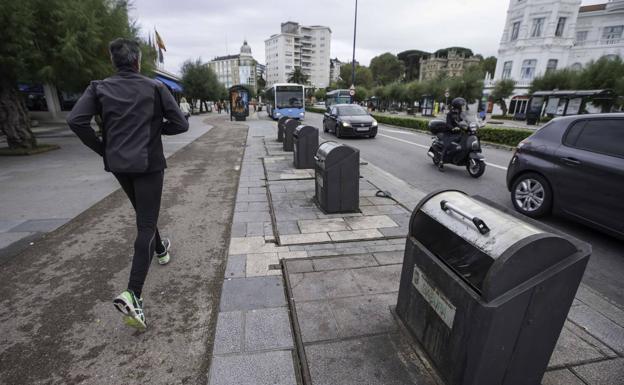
[67,38,188,331]
[179,97,191,120]
[217,101,222,114]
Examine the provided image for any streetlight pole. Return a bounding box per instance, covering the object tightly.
[350,0,358,104]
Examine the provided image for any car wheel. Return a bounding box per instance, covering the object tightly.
[511,172,553,218]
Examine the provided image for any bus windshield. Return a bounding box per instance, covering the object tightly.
[276,86,303,109]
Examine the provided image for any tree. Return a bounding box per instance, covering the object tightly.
[575,56,624,104]
[338,64,373,89]
[287,68,309,84]
[354,87,368,103]
[480,56,497,77]
[0,0,151,149]
[397,50,430,82]
[314,88,326,102]
[529,68,579,94]
[491,79,517,115]
[370,53,404,86]
[256,75,266,92]
[445,65,485,103]
[180,58,221,112]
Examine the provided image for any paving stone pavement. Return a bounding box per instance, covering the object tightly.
[208,115,624,385]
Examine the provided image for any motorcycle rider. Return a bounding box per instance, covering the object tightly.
[438,97,467,171]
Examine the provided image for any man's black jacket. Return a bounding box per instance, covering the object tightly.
[67,68,189,173]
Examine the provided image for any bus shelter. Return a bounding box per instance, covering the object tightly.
[229,85,251,121]
[526,89,616,125]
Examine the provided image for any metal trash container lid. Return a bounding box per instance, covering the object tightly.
[315,141,358,165]
[285,119,299,131]
[410,190,587,301]
[294,125,317,137]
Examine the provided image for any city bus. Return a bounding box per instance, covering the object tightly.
[325,89,351,110]
[265,83,305,120]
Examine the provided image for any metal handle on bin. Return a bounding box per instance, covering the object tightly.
[314,155,320,161]
[440,200,491,235]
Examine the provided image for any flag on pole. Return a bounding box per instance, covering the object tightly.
[148,33,152,49]
[158,48,164,63]
[155,29,166,51]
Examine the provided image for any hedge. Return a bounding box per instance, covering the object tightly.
[306,107,326,114]
[305,108,533,147]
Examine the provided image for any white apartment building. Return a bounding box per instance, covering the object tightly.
[485,0,624,115]
[264,22,331,88]
[208,41,257,90]
[329,58,344,84]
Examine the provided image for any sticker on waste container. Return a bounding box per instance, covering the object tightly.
[412,266,456,329]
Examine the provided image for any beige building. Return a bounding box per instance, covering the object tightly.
[419,51,481,81]
[208,41,258,91]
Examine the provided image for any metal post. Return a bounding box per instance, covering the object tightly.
[350,0,358,104]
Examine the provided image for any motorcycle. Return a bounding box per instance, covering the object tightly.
[427,114,486,178]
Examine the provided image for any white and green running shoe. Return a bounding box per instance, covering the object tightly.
[113,290,146,331]
[155,238,171,265]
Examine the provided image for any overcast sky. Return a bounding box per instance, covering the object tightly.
[130,0,606,75]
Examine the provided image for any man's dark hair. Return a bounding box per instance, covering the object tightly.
[109,38,142,70]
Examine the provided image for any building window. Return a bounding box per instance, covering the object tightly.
[521,59,537,80]
[511,22,521,41]
[546,59,558,73]
[570,62,582,71]
[602,26,623,44]
[531,18,545,37]
[502,61,513,79]
[575,31,588,46]
[555,17,566,37]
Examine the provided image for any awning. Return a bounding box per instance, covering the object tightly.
[18,83,44,95]
[155,76,183,93]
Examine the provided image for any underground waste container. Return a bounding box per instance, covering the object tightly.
[293,125,319,169]
[396,190,591,385]
[277,116,289,142]
[314,141,359,213]
[283,119,299,152]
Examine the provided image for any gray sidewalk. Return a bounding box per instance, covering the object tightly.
[208,116,623,385]
[0,115,212,260]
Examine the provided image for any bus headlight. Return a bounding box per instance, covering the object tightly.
[299,112,305,116]
[372,119,378,126]
[342,121,351,127]
[275,112,282,117]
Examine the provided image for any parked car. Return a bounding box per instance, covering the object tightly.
[322,104,378,138]
[506,113,624,239]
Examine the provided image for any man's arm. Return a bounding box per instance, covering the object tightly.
[157,84,189,135]
[67,82,104,156]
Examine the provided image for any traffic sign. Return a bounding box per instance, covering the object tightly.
[445,91,450,98]
[349,89,356,96]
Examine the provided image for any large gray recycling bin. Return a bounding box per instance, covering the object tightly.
[293,125,319,169]
[314,141,359,213]
[396,190,591,385]
[277,116,289,142]
[283,119,299,152]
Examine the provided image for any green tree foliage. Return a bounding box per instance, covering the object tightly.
[287,67,309,85]
[338,64,373,89]
[445,65,485,103]
[530,57,624,108]
[180,59,222,112]
[480,56,497,77]
[314,88,326,102]
[369,53,405,86]
[354,87,368,103]
[397,50,430,81]
[0,0,152,149]
[491,79,517,115]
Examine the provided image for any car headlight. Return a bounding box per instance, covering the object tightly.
[342,121,351,127]
[372,119,378,126]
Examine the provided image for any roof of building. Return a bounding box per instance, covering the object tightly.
[579,3,607,13]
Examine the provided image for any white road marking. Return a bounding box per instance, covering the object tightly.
[376,133,509,171]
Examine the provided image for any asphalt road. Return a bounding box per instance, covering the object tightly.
[292,111,624,308]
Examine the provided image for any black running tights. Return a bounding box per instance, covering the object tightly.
[114,171,165,298]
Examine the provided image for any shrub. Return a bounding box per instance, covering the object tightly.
[370,114,429,131]
[477,127,533,147]
[305,107,326,114]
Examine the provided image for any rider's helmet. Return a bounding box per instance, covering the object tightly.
[451,97,467,112]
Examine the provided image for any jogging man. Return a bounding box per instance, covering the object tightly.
[67,38,188,330]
